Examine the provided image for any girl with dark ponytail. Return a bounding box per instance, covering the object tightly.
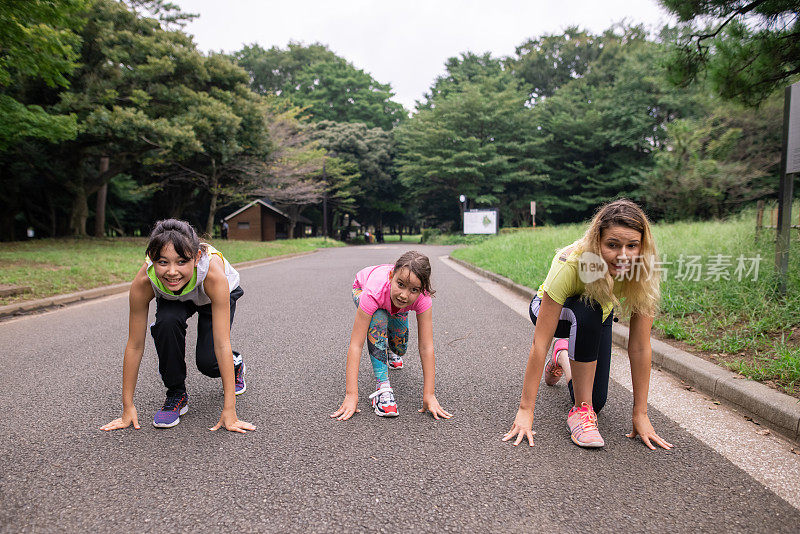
[102,219,254,433]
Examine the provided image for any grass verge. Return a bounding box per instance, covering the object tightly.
[0,237,343,306]
[450,209,800,396]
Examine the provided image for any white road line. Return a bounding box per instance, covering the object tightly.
[440,255,800,510]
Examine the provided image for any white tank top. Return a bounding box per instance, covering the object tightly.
[145,244,240,306]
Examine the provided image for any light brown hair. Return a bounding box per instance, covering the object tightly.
[567,199,660,317]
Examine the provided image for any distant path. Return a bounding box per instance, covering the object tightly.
[1,244,798,531]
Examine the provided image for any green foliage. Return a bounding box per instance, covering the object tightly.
[660,0,800,106]
[234,42,338,95]
[419,228,441,243]
[511,26,605,102]
[396,78,546,229]
[418,51,517,109]
[0,96,77,149]
[645,94,783,220]
[531,33,702,222]
[234,42,405,131]
[0,0,86,148]
[311,121,399,227]
[0,0,86,88]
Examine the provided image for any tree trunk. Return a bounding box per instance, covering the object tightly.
[70,185,89,236]
[0,209,14,241]
[94,157,110,237]
[286,204,301,239]
[45,190,56,238]
[205,160,218,237]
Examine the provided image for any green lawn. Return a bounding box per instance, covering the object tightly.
[450,209,800,395]
[382,233,421,243]
[0,237,343,306]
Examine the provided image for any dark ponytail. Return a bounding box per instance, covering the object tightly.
[145,219,203,261]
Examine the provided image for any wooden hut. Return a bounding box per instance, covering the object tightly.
[223,199,314,241]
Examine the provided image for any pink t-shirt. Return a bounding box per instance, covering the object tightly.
[353,264,432,316]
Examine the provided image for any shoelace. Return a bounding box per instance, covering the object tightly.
[162,395,184,411]
[576,407,598,433]
[369,387,394,404]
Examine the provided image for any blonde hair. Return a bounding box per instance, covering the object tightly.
[565,199,660,317]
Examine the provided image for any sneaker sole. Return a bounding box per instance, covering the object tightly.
[389,363,403,370]
[568,426,604,447]
[374,407,399,417]
[153,405,188,428]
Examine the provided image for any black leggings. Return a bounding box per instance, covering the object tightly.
[150,286,244,395]
[529,295,613,413]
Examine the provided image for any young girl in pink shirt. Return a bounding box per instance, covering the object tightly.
[331,251,452,420]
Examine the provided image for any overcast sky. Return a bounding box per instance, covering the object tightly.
[176,0,675,110]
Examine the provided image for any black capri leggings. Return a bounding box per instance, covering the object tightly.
[529,295,613,413]
[151,286,244,396]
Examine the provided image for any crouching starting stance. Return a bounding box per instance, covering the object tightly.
[101,219,254,433]
[331,251,452,421]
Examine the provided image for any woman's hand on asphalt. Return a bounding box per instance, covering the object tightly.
[502,407,535,446]
[210,407,255,433]
[100,405,140,431]
[418,394,453,420]
[627,412,673,450]
[330,394,360,421]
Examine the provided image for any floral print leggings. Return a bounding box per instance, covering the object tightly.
[352,288,409,383]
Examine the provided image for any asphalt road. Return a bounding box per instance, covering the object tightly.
[1,244,798,532]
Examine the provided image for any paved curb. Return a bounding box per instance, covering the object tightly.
[448,255,800,443]
[0,249,319,319]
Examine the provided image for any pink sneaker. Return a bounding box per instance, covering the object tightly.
[566,402,604,448]
[544,338,568,386]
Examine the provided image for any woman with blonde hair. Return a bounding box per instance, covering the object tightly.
[503,199,672,450]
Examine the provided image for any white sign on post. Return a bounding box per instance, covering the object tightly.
[463,209,498,234]
[788,83,800,174]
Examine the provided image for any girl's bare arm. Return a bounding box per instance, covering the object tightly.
[330,308,371,421]
[205,257,255,433]
[502,292,562,446]
[626,312,672,450]
[416,309,452,419]
[101,264,153,431]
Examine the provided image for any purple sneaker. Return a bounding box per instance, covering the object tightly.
[235,362,246,395]
[153,392,188,428]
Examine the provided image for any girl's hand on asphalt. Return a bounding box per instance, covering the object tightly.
[502,408,535,446]
[210,407,255,433]
[418,394,453,420]
[100,405,140,431]
[627,412,673,450]
[330,394,360,421]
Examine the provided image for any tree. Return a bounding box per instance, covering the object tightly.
[660,0,800,106]
[396,79,545,229]
[311,121,398,231]
[233,42,337,96]
[527,30,705,223]
[645,94,784,219]
[259,107,326,238]
[418,51,516,109]
[0,0,86,150]
[44,0,207,236]
[511,27,605,104]
[234,43,406,130]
